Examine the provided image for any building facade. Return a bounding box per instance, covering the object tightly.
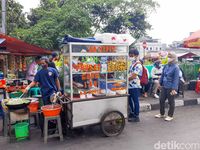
[135,36,167,58]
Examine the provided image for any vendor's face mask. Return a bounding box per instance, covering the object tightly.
[41,64,47,68]
[40,60,48,69]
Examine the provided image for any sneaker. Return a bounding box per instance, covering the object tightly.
[128,117,140,122]
[133,117,140,122]
[128,117,134,122]
[155,114,165,118]
[165,116,173,121]
[154,94,159,99]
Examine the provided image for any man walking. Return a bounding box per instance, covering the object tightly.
[155,52,180,121]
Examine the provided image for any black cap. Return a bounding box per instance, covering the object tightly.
[52,52,58,58]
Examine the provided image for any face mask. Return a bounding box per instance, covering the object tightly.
[41,64,47,68]
[130,57,136,62]
[168,58,174,63]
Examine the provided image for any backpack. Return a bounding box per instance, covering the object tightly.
[133,62,148,85]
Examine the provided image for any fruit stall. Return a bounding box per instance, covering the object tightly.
[60,42,129,136]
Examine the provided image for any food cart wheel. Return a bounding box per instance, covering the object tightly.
[100,111,125,137]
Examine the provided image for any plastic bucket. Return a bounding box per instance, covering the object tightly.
[15,122,29,140]
[41,104,62,117]
[28,101,39,113]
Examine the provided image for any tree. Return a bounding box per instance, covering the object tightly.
[12,0,92,50]
[0,0,27,35]
[10,0,159,50]
[89,0,159,38]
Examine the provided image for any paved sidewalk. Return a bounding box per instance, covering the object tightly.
[139,90,200,112]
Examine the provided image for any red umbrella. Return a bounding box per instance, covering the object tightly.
[184,29,200,48]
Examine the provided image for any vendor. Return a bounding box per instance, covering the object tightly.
[24,57,61,105]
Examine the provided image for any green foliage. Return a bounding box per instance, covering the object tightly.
[9,0,158,50]
[179,62,200,81]
[90,0,158,38]
[0,0,27,34]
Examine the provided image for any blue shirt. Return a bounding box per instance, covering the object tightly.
[34,67,59,98]
[160,63,180,90]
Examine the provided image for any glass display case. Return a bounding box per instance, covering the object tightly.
[62,43,129,101]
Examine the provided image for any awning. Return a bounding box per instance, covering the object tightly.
[0,38,5,44]
[183,29,200,48]
[0,33,52,56]
[176,52,197,58]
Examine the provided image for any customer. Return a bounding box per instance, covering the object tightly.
[26,56,41,83]
[140,59,150,98]
[128,48,143,122]
[177,67,186,96]
[155,52,180,121]
[24,57,61,105]
[151,59,163,99]
[49,52,59,72]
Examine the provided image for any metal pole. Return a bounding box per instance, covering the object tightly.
[2,0,6,34]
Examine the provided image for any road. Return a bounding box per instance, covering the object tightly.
[1,105,200,150]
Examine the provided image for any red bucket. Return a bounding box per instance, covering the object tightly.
[41,104,62,117]
[28,101,39,113]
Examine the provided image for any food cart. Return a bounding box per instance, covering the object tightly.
[60,42,129,136]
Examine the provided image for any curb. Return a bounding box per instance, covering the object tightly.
[140,98,200,112]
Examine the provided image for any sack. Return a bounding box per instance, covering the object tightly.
[133,62,148,85]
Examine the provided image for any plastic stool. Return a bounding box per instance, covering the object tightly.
[30,112,40,128]
[29,87,41,97]
[9,91,23,98]
[44,115,63,143]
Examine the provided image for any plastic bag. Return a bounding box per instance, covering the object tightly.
[94,33,118,44]
[117,34,135,45]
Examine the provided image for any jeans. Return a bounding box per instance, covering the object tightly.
[129,88,140,118]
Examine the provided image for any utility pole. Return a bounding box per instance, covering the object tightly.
[1,0,6,34]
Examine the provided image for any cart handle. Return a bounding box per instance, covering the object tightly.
[58,96,71,104]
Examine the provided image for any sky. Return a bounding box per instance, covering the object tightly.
[147,0,200,44]
[16,0,200,44]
